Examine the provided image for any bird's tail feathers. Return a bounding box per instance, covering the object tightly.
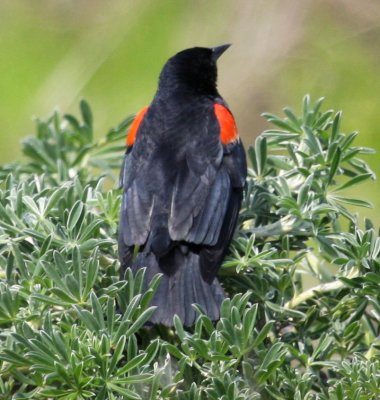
[131,250,224,327]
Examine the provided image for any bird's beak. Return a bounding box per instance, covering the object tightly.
[212,44,231,61]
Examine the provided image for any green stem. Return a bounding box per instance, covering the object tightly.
[242,216,314,237]
[285,268,359,309]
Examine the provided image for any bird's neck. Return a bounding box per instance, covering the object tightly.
[156,80,219,101]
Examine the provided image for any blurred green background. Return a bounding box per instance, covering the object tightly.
[1,0,379,224]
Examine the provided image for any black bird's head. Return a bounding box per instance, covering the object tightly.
[157,44,231,96]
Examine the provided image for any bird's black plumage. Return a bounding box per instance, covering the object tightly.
[118,45,247,326]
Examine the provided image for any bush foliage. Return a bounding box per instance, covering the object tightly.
[0,97,379,399]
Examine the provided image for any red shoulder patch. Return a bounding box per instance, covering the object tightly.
[126,106,149,147]
[214,103,238,145]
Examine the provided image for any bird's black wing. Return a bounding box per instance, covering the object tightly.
[199,139,246,283]
[168,105,228,246]
[168,103,247,282]
[118,107,156,273]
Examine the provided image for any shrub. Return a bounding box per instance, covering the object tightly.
[0,97,378,399]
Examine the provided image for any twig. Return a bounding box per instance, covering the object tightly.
[285,268,359,309]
